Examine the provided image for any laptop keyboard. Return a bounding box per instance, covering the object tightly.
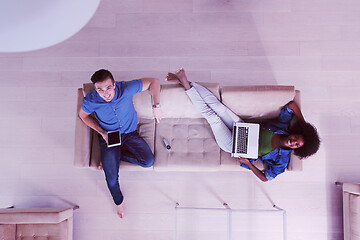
[236,126,249,154]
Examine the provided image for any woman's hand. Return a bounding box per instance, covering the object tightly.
[288,101,305,122]
[237,157,250,165]
[238,157,268,182]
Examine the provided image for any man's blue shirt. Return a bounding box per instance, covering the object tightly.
[240,103,295,180]
[82,79,142,133]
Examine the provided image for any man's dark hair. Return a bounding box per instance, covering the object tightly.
[289,121,320,159]
[91,69,114,84]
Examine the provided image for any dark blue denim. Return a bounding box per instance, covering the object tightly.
[98,130,154,205]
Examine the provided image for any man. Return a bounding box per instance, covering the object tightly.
[79,69,162,218]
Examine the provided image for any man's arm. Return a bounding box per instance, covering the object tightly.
[288,101,305,122]
[78,108,108,142]
[238,157,268,182]
[140,78,162,122]
[141,78,161,105]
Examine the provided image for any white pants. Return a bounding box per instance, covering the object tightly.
[185,82,243,153]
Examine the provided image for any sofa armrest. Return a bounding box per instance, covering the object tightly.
[74,88,91,167]
[342,183,360,240]
[0,208,74,224]
[344,183,360,195]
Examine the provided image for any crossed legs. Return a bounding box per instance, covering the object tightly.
[166,68,242,153]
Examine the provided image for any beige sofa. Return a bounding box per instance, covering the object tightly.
[74,82,302,172]
[341,183,360,240]
[0,208,75,240]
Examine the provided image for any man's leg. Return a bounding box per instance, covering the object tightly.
[98,135,124,217]
[120,131,154,167]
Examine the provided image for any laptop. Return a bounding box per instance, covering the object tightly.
[231,122,260,159]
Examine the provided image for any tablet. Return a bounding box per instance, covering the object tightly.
[107,130,121,147]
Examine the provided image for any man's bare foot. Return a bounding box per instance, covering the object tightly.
[116,204,124,218]
[165,68,191,90]
[97,161,102,170]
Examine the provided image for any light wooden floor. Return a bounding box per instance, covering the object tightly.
[1,0,360,239]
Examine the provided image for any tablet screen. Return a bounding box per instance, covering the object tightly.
[108,131,121,147]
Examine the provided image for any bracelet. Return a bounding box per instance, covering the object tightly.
[152,104,161,109]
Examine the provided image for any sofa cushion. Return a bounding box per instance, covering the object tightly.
[159,82,220,118]
[154,118,220,171]
[221,85,295,120]
[133,90,153,119]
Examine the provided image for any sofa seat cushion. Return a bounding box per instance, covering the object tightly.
[154,118,220,171]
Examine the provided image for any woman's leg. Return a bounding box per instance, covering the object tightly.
[185,87,233,152]
[166,68,242,128]
[165,68,243,152]
[190,82,242,128]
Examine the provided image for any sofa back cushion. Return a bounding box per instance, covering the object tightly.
[159,82,220,118]
[221,85,295,120]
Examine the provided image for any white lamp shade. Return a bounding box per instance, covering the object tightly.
[0,0,101,52]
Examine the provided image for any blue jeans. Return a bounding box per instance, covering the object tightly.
[98,130,154,205]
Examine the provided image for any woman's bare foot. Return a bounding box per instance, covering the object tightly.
[165,68,191,90]
[116,204,124,218]
[165,72,180,83]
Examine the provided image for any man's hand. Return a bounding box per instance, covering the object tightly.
[79,109,109,143]
[100,130,108,143]
[153,107,162,123]
[237,157,250,165]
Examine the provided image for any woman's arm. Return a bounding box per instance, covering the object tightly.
[237,157,268,182]
[287,101,305,122]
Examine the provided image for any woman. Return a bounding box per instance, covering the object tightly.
[166,68,320,182]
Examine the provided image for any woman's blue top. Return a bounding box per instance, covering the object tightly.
[240,103,295,180]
